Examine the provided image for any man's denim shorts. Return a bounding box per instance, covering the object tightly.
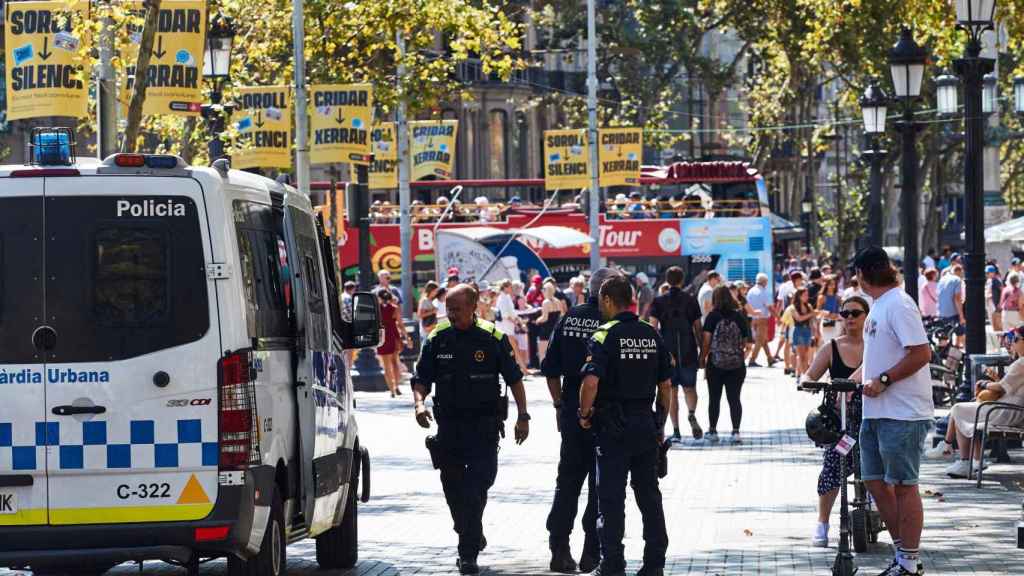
[671,363,698,388]
[859,418,931,485]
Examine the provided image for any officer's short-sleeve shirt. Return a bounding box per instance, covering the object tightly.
[540,315,566,378]
[413,331,439,394]
[581,314,673,387]
[413,319,523,395]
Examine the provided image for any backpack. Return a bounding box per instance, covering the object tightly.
[710,313,745,370]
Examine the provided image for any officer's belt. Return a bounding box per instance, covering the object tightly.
[434,402,500,419]
[601,398,655,410]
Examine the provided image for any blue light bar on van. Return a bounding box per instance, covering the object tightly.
[106,153,184,170]
[31,130,73,166]
[145,155,180,169]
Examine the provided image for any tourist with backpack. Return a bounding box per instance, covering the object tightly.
[648,266,704,442]
[701,285,753,444]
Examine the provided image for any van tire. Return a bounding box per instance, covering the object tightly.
[315,483,358,568]
[229,490,286,576]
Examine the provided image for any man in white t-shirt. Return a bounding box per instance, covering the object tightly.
[697,271,721,321]
[854,247,932,576]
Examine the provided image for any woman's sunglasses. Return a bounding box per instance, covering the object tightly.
[839,309,866,319]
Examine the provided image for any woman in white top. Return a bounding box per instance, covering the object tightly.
[495,279,530,373]
[928,324,1024,477]
[495,279,518,335]
[418,281,440,338]
[433,286,448,321]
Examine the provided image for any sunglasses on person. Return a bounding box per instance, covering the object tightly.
[1005,328,1024,343]
[839,309,866,319]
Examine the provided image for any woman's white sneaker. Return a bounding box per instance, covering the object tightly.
[812,522,829,547]
[945,459,971,478]
[924,440,953,460]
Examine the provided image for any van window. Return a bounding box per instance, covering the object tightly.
[233,201,294,341]
[44,196,210,363]
[0,197,44,364]
[94,227,169,325]
[287,206,329,352]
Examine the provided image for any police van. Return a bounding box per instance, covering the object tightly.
[0,129,381,575]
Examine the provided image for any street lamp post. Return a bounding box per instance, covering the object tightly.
[201,13,237,163]
[1014,76,1024,115]
[888,28,928,302]
[860,82,889,248]
[952,0,997,356]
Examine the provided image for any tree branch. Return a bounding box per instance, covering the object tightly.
[122,0,161,152]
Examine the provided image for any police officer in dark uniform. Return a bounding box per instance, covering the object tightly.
[578,275,673,576]
[412,284,530,575]
[542,268,622,573]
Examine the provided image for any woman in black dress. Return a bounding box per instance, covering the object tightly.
[801,296,869,548]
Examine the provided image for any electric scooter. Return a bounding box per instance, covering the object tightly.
[800,378,860,576]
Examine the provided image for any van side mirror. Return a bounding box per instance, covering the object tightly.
[350,291,381,349]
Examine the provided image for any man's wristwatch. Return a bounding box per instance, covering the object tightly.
[879,373,892,388]
[517,412,531,422]
[552,401,562,409]
[577,407,593,421]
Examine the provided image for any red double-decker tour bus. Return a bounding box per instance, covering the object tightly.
[317,161,785,291]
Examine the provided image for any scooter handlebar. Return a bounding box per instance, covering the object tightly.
[798,378,860,393]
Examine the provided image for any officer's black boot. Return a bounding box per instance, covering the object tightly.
[635,566,665,576]
[549,541,577,573]
[457,557,480,575]
[579,536,600,572]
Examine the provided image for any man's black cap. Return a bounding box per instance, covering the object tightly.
[853,246,891,272]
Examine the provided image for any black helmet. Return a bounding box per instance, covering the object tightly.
[805,404,841,446]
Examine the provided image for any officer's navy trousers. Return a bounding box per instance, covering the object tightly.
[546,407,598,552]
[594,407,668,572]
[437,417,500,559]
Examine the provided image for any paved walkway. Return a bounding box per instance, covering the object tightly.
[8,366,1024,575]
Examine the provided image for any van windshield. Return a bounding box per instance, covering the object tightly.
[45,196,210,362]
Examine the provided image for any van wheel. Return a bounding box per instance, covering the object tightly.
[229,490,286,576]
[315,482,358,569]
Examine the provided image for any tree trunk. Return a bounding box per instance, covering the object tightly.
[179,117,197,164]
[121,0,162,152]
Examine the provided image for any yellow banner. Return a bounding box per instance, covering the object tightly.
[544,129,589,191]
[372,122,397,160]
[410,120,457,180]
[310,83,374,165]
[4,1,90,120]
[122,1,206,116]
[368,122,397,189]
[232,86,291,170]
[598,127,642,187]
[369,158,398,190]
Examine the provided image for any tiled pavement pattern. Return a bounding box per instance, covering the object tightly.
[9,367,1024,575]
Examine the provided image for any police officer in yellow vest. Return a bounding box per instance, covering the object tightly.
[578,275,672,576]
[413,284,530,575]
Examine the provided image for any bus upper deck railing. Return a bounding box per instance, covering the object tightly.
[357,199,763,224]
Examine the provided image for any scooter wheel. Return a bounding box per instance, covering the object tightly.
[851,508,869,553]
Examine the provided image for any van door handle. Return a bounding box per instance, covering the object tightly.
[52,405,106,416]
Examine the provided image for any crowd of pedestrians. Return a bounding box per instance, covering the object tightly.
[358,241,1024,576]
